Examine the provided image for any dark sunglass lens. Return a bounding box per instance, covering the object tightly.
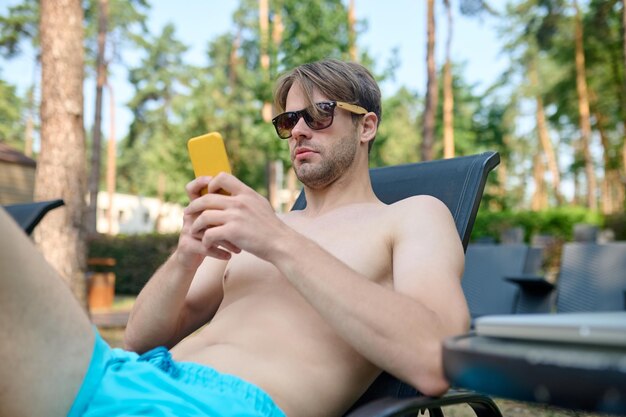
[316,102,335,115]
[275,112,298,138]
[305,104,333,130]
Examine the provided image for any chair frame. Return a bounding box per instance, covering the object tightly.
[3,199,65,235]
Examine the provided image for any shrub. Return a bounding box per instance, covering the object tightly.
[88,233,179,295]
[472,206,605,243]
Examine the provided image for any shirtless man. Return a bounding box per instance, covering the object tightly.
[0,59,468,417]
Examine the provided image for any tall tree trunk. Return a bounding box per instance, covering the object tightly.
[529,59,562,204]
[37,0,88,308]
[105,83,116,235]
[442,0,454,159]
[531,152,548,211]
[421,0,438,161]
[535,95,563,204]
[573,0,597,210]
[348,0,357,61]
[272,9,284,47]
[259,0,271,123]
[621,0,626,203]
[24,88,34,158]
[229,30,241,88]
[87,0,109,236]
[592,107,620,214]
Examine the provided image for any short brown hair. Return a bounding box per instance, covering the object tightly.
[273,59,381,151]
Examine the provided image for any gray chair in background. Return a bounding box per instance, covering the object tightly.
[462,243,544,320]
[556,242,626,312]
[507,242,626,314]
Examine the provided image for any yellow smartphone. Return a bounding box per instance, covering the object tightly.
[187,132,231,194]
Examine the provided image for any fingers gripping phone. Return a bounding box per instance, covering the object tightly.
[187,132,232,195]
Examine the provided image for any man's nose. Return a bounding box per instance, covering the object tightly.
[290,116,311,140]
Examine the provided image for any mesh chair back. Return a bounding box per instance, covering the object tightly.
[292,152,499,250]
[462,244,529,319]
[556,242,626,312]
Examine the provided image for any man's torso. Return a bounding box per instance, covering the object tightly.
[171,202,399,417]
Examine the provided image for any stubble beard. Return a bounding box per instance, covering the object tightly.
[294,132,358,189]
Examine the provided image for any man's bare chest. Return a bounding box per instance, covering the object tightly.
[224,213,394,290]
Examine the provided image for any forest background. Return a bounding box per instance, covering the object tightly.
[0,0,625,304]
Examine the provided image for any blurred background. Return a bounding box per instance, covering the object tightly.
[0,0,624,305]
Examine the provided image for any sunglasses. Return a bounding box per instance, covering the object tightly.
[272,101,368,139]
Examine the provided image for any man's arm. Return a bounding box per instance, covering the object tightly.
[192,174,468,396]
[124,254,226,352]
[270,197,467,396]
[124,176,231,353]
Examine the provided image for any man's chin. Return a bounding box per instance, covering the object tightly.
[296,168,337,190]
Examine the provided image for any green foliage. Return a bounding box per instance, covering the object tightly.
[276,0,352,70]
[0,77,25,147]
[0,0,623,219]
[472,206,605,243]
[0,0,38,58]
[117,23,193,203]
[88,233,179,295]
[82,0,150,75]
[370,86,420,167]
[117,0,360,199]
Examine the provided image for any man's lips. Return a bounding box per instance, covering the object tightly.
[294,147,317,160]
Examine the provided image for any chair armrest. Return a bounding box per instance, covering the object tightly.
[345,389,503,417]
[3,199,64,235]
[505,274,555,294]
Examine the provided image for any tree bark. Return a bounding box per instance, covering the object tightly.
[621,0,626,203]
[259,0,271,123]
[443,0,454,159]
[592,107,621,214]
[531,152,548,211]
[37,0,88,308]
[529,59,562,205]
[573,0,597,210]
[87,0,109,236]
[348,0,357,61]
[421,0,438,161]
[105,83,116,235]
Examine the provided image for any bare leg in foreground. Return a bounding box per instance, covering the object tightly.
[0,207,94,417]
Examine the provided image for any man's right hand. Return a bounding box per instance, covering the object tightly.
[176,176,239,270]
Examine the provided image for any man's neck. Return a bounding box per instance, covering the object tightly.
[300,165,380,217]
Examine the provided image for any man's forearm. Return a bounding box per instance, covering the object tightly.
[268,232,466,396]
[124,252,197,352]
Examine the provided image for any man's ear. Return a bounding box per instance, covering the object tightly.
[359,112,378,145]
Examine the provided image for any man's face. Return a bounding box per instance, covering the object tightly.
[285,83,360,189]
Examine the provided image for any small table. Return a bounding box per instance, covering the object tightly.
[443,332,626,414]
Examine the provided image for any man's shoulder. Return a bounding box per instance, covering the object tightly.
[387,194,451,216]
[386,195,458,240]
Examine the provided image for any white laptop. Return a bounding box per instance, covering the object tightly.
[475,311,626,348]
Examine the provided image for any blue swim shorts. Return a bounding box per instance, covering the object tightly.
[68,329,287,417]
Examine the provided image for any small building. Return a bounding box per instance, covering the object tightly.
[96,191,184,235]
[0,142,36,205]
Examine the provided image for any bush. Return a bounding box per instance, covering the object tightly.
[472,206,605,243]
[88,233,179,295]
